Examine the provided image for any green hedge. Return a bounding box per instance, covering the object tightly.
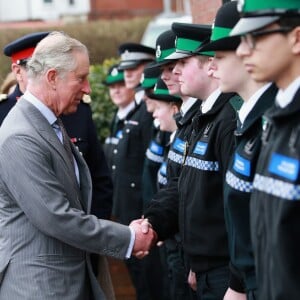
[89,58,120,142]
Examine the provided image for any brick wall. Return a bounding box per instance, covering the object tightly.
[89,0,163,19]
[190,0,223,24]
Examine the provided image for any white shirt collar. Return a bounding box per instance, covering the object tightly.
[169,131,176,143]
[276,77,300,108]
[201,89,221,114]
[117,101,135,120]
[23,90,57,125]
[180,97,197,116]
[239,83,272,125]
[135,89,145,105]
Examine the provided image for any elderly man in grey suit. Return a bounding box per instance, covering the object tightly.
[0,31,157,300]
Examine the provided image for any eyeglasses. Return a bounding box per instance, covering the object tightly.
[241,27,293,50]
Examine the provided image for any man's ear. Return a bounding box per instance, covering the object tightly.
[46,68,57,90]
[207,57,215,77]
[291,26,300,55]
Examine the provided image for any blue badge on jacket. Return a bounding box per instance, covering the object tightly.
[150,141,164,155]
[116,130,123,139]
[159,162,167,176]
[268,153,299,181]
[173,137,185,153]
[193,141,208,156]
[233,153,251,177]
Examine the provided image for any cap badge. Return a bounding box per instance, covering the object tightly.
[123,50,130,60]
[237,0,245,12]
[140,73,145,84]
[111,68,119,77]
[175,36,178,48]
[156,45,162,58]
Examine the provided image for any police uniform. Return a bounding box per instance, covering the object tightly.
[111,44,156,300]
[145,24,219,300]
[231,1,300,299]
[0,85,21,125]
[198,2,278,296]
[103,65,129,169]
[223,84,276,293]
[139,64,170,209]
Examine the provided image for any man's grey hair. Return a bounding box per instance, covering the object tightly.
[26,31,88,80]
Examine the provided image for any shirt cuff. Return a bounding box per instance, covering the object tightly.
[125,226,135,259]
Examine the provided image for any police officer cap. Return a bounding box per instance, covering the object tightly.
[199,1,241,52]
[165,23,213,60]
[3,31,50,64]
[146,77,182,103]
[231,0,300,36]
[118,42,155,70]
[146,30,177,69]
[104,64,125,86]
[138,62,161,91]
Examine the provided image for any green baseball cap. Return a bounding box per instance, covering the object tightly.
[231,0,300,35]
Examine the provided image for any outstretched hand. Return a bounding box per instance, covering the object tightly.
[129,218,158,259]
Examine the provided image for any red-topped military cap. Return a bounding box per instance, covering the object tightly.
[3,31,50,64]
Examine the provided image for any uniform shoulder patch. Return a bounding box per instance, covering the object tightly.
[229,95,243,112]
[0,94,8,102]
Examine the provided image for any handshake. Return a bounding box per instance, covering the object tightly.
[129,218,159,259]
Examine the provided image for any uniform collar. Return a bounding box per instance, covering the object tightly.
[180,97,198,116]
[276,76,300,108]
[201,89,221,114]
[117,101,135,120]
[239,83,272,125]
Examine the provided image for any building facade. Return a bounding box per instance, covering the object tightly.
[0,0,90,22]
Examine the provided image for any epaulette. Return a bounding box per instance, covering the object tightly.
[82,94,91,104]
[0,94,8,102]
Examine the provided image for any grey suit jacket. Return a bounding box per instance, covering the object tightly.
[0,98,131,299]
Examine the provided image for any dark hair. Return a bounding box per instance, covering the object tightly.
[278,16,300,28]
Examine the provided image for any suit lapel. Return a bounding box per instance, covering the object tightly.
[18,99,92,213]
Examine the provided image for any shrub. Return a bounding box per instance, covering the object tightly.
[89,58,119,142]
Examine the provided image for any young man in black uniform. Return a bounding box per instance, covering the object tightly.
[140,22,243,299]
[147,28,199,299]
[231,0,300,299]
[113,43,157,300]
[1,32,114,278]
[201,2,278,299]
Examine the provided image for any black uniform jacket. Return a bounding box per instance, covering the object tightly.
[103,110,127,169]
[111,101,153,225]
[142,123,170,209]
[0,85,21,125]
[224,84,277,292]
[145,100,201,238]
[250,87,300,300]
[178,93,242,273]
[0,85,113,220]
